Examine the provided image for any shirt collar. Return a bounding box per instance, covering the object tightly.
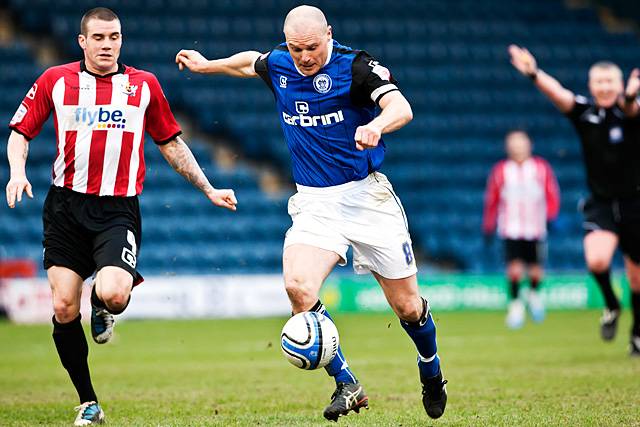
[80,60,125,78]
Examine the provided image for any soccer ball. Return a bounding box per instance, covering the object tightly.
[281,311,339,370]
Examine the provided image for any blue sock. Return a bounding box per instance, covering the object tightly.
[400,297,441,379]
[310,301,358,385]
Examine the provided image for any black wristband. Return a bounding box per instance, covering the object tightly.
[625,93,637,104]
[528,70,538,81]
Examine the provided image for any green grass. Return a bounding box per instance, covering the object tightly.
[0,310,639,426]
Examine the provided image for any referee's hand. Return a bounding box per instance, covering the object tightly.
[508,44,538,77]
[206,188,237,211]
[6,176,33,208]
[354,124,382,151]
[625,68,640,99]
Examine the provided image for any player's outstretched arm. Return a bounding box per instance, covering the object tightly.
[621,68,640,117]
[6,130,33,208]
[508,44,575,114]
[158,136,237,211]
[175,49,262,78]
[354,91,413,151]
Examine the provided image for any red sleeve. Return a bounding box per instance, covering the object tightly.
[144,74,182,145]
[8,69,55,140]
[541,159,560,220]
[482,162,503,234]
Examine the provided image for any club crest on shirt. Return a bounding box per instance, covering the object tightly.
[122,82,138,97]
[313,74,332,94]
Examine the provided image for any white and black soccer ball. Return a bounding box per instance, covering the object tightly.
[281,312,339,370]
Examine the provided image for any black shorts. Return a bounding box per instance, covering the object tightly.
[581,196,640,263]
[504,239,545,264]
[42,185,142,282]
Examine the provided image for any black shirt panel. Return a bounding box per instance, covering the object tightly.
[566,95,640,199]
[350,51,399,108]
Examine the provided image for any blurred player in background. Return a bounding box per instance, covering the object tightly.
[5,7,237,425]
[483,130,560,329]
[176,4,448,421]
[509,44,640,356]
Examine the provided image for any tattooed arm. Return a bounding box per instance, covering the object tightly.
[158,136,237,211]
[6,130,33,208]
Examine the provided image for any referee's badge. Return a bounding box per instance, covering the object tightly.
[609,126,623,144]
[313,74,332,94]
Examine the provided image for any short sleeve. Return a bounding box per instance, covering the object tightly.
[9,69,55,140]
[350,51,399,107]
[144,74,182,145]
[565,94,591,123]
[254,51,274,92]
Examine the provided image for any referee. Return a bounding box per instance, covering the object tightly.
[509,44,640,356]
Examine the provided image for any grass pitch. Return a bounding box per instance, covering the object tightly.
[1,310,639,426]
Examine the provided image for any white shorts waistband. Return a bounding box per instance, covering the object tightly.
[295,173,379,196]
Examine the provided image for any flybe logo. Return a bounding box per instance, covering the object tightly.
[282,101,344,127]
[74,107,127,129]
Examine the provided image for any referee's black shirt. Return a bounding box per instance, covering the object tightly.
[566,95,640,200]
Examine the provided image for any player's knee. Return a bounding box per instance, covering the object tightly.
[627,271,640,291]
[284,275,316,309]
[587,257,610,273]
[53,296,80,323]
[393,299,422,323]
[100,286,130,311]
[507,264,524,282]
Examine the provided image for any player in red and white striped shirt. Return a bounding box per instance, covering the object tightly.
[483,130,560,329]
[5,8,237,425]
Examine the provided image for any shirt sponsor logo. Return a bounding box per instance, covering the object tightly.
[283,101,344,127]
[74,107,127,129]
[10,103,28,125]
[313,73,332,93]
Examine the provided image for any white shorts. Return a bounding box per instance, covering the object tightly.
[284,172,417,279]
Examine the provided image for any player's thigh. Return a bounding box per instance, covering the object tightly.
[583,230,618,271]
[42,186,96,281]
[372,271,422,321]
[283,244,340,308]
[48,266,84,321]
[93,225,140,292]
[348,174,417,279]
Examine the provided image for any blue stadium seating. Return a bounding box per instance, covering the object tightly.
[3,0,640,274]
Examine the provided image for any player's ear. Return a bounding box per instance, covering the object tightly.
[327,25,332,39]
[78,34,87,50]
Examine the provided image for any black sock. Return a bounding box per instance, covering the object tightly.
[530,277,540,291]
[632,292,640,337]
[91,283,130,315]
[509,279,519,299]
[591,270,620,311]
[52,315,98,404]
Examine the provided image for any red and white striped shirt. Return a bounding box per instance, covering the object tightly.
[483,156,560,240]
[9,61,181,197]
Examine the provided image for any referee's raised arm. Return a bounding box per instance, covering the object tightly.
[508,44,575,114]
[175,49,262,78]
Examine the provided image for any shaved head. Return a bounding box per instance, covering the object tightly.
[283,5,328,36]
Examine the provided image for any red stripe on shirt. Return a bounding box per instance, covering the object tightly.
[63,73,79,105]
[95,77,112,105]
[114,131,134,196]
[86,130,107,194]
[63,130,77,187]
